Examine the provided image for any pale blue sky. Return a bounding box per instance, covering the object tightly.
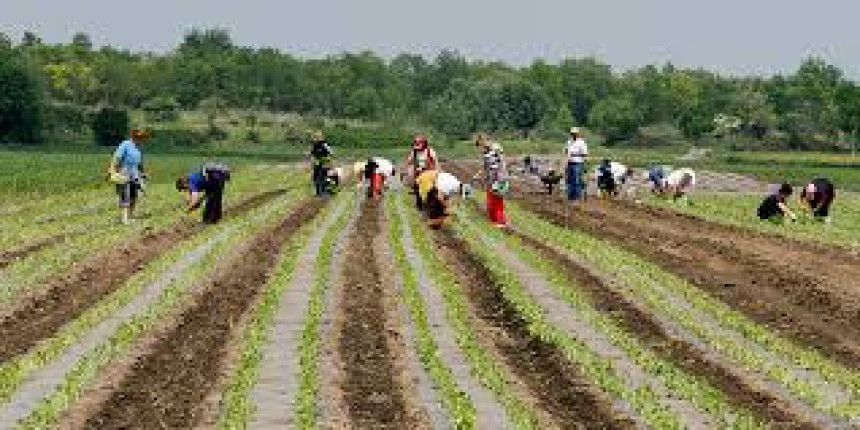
[2,0,859,77]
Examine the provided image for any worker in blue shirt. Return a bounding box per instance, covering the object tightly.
[175,163,231,224]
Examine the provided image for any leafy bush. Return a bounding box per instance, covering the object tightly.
[91,107,129,146]
[323,126,412,148]
[151,128,209,146]
[141,96,180,122]
[634,123,684,146]
[0,53,43,143]
[44,103,90,135]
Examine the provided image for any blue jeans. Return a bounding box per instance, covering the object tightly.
[566,162,585,201]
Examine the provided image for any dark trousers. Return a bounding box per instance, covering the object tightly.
[312,164,327,196]
[203,171,227,224]
[566,162,585,201]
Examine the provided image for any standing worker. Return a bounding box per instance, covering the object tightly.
[758,183,797,223]
[404,135,439,210]
[799,178,836,223]
[109,128,149,225]
[309,130,333,197]
[475,134,509,227]
[564,127,588,201]
[175,163,232,224]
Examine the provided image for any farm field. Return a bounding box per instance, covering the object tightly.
[0,153,858,429]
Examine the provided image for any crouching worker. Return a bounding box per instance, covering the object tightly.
[176,163,231,224]
[354,157,395,198]
[800,178,835,224]
[758,183,797,223]
[596,159,632,198]
[416,169,468,229]
[664,168,696,201]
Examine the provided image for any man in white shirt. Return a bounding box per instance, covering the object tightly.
[564,127,588,201]
[663,168,696,201]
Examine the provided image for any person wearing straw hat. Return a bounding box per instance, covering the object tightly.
[108,128,150,224]
[415,169,469,229]
[563,127,588,201]
[308,130,333,197]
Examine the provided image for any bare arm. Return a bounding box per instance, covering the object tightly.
[187,191,204,212]
[778,202,796,220]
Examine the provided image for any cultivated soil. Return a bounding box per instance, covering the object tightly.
[509,230,818,428]
[79,197,323,428]
[505,174,860,370]
[0,233,71,270]
[431,226,636,429]
[335,198,425,428]
[0,188,288,363]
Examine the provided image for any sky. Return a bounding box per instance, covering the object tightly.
[2,0,859,77]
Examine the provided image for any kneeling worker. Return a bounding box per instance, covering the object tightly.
[176,163,231,224]
[416,169,469,229]
[758,183,797,223]
[800,178,836,223]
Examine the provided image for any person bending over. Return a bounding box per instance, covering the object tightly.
[758,183,797,223]
[799,178,835,223]
[176,163,231,224]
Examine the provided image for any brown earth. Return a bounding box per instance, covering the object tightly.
[0,188,288,363]
[336,198,424,429]
[503,176,860,370]
[80,197,323,428]
[0,233,72,270]
[509,230,818,428]
[431,225,636,429]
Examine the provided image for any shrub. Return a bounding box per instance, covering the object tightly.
[92,107,129,146]
[44,103,90,135]
[151,128,208,146]
[0,53,43,143]
[141,96,180,122]
[634,123,684,146]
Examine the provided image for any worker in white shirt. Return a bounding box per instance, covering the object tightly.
[663,168,697,201]
[595,159,632,198]
[563,127,588,201]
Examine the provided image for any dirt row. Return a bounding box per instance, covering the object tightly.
[0,233,71,270]
[77,197,324,428]
[508,230,817,428]
[333,198,427,428]
[0,188,288,363]
[430,225,635,429]
[507,184,860,370]
[450,161,860,370]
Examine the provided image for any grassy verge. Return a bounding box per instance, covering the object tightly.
[644,192,860,249]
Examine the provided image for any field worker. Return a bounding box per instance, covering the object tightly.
[416,169,468,229]
[663,167,697,201]
[175,163,231,224]
[109,128,150,225]
[309,130,333,197]
[475,134,509,227]
[595,159,632,198]
[405,135,439,210]
[647,164,667,193]
[758,183,797,223]
[354,157,395,198]
[564,127,588,201]
[799,178,836,223]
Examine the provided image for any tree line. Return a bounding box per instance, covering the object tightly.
[1,28,859,150]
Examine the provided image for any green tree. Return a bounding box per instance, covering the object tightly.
[588,95,643,143]
[0,52,43,142]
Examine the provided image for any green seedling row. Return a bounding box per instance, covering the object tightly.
[403,192,539,430]
[461,207,760,428]
[384,193,477,428]
[13,192,305,429]
[508,203,860,419]
[294,199,353,430]
[215,194,332,429]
